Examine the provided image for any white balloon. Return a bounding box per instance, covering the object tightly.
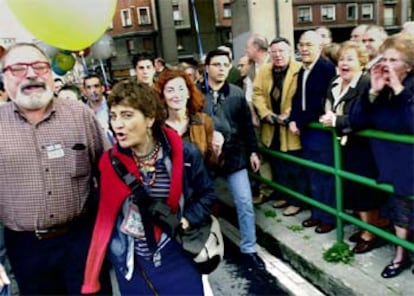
[91,33,115,60]
[35,41,59,59]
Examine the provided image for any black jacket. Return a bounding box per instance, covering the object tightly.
[199,82,259,174]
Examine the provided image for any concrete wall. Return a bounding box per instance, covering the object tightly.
[231,0,294,63]
[155,0,178,63]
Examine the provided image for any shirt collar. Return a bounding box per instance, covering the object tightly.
[332,71,363,89]
[303,55,321,71]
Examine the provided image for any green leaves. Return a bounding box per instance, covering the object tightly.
[323,242,354,264]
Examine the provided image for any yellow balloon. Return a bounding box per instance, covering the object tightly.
[6,0,117,51]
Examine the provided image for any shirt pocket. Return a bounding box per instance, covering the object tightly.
[65,145,90,177]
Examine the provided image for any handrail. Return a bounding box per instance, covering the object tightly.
[253,122,414,252]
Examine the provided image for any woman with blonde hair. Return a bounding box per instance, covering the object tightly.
[320,41,389,254]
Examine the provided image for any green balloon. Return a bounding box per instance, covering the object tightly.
[54,52,76,72]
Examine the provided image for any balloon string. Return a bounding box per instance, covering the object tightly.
[81,55,88,76]
[99,58,109,89]
[190,0,208,93]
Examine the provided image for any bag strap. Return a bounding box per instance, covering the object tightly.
[108,149,181,237]
[109,149,142,196]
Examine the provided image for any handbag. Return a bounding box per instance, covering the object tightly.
[176,214,224,274]
[109,150,224,274]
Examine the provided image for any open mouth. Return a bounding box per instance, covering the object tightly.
[21,82,46,95]
[116,132,127,142]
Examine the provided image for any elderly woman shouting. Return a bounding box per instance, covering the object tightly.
[320,41,389,255]
[350,33,414,279]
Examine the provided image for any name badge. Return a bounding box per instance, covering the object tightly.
[120,203,146,239]
[46,143,65,159]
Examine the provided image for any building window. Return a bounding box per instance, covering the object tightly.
[142,38,153,51]
[361,3,373,20]
[384,7,395,26]
[226,31,233,43]
[172,4,184,26]
[121,9,132,27]
[223,3,232,19]
[297,6,312,23]
[346,3,358,21]
[126,39,135,54]
[137,7,151,25]
[321,5,335,22]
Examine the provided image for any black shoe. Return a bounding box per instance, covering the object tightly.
[381,259,411,278]
[302,218,321,228]
[241,252,265,270]
[315,223,335,234]
[352,236,383,254]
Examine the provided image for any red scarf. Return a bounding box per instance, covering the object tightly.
[82,127,183,294]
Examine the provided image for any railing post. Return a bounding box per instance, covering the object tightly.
[331,129,344,242]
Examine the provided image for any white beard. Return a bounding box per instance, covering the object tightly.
[14,87,54,110]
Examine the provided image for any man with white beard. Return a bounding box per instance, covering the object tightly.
[0,43,110,294]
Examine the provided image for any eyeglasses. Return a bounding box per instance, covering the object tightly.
[209,62,230,68]
[3,61,51,78]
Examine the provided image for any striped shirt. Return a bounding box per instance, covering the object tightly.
[134,158,170,258]
[0,99,109,231]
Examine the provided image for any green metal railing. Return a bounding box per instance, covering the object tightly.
[252,122,414,251]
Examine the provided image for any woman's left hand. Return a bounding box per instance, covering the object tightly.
[319,111,336,127]
[180,217,190,230]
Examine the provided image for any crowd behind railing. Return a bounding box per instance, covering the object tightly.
[0,21,413,295]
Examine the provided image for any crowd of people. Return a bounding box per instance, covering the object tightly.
[0,21,413,295]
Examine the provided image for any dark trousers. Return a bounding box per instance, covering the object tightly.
[269,135,307,206]
[115,239,203,295]
[5,219,110,295]
[301,131,335,224]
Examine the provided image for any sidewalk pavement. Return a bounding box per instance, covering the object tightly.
[214,179,413,296]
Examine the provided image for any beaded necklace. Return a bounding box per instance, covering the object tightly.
[133,142,161,186]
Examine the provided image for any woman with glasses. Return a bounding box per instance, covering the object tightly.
[351,33,414,279]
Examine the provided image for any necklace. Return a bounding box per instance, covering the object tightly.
[133,142,161,186]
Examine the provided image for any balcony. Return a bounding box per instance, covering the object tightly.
[383,0,397,4]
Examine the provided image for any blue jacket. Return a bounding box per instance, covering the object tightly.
[350,73,414,196]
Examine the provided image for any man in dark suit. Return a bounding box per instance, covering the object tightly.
[289,30,337,233]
